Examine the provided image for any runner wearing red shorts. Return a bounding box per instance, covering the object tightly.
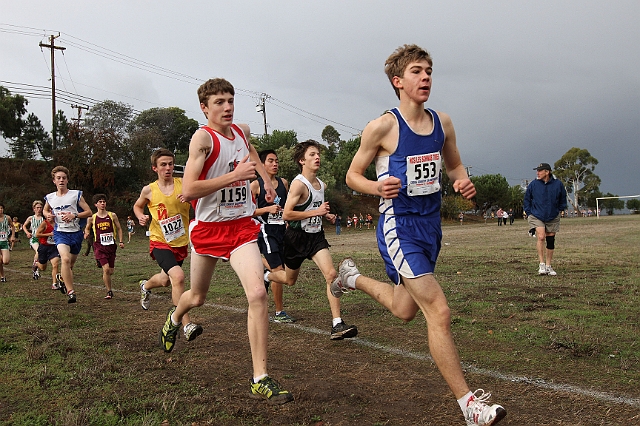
[160,78,292,405]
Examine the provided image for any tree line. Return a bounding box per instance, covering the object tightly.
[1,86,635,221]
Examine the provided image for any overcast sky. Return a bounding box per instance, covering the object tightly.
[2,1,639,197]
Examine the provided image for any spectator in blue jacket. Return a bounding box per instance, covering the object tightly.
[524,163,567,276]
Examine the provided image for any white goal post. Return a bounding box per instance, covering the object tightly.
[596,195,640,218]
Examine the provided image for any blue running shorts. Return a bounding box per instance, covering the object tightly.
[377,214,442,285]
[54,230,84,255]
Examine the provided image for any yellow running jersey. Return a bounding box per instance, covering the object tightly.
[147,178,190,247]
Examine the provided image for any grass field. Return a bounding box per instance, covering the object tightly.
[1,215,639,425]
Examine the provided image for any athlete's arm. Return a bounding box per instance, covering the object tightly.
[250,179,280,217]
[182,129,257,201]
[43,202,51,217]
[77,196,93,219]
[346,114,402,199]
[84,216,93,239]
[247,142,275,204]
[111,213,125,247]
[133,186,151,226]
[35,220,49,239]
[22,216,32,238]
[439,112,475,200]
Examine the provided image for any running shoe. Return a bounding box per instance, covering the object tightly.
[67,291,76,304]
[184,322,203,341]
[51,283,60,290]
[330,258,359,298]
[159,306,180,353]
[56,274,67,294]
[0,277,6,283]
[33,269,40,280]
[273,311,296,323]
[139,280,151,310]
[249,376,294,405]
[537,263,547,275]
[463,389,506,426]
[263,268,270,293]
[546,266,557,276]
[104,290,113,299]
[331,321,358,340]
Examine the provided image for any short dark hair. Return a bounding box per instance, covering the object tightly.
[92,193,107,204]
[293,140,321,172]
[197,78,235,105]
[258,149,277,164]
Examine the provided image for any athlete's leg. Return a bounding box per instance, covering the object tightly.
[310,248,342,319]
[57,244,76,292]
[101,263,113,292]
[0,249,8,278]
[267,266,300,287]
[403,274,470,399]
[230,243,269,378]
[50,257,60,283]
[166,264,194,326]
[352,274,419,322]
[172,253,216,323]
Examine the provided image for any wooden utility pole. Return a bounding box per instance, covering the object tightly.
[256,94,269,136]
[39,34,66,150]
[70,104,89,125]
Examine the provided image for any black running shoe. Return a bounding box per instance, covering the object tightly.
[331,321,358,340]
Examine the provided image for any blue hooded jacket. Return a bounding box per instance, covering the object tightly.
[524,176,567,222]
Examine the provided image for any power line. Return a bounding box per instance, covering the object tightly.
[2,24,364,135]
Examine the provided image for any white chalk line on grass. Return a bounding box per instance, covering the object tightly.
[8,268,640,409]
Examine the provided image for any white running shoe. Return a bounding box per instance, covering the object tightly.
[464,389,507,425]
[538,263,547,275]
[140,280,151,310]
[184,322,203,341]
[546,265,557,276]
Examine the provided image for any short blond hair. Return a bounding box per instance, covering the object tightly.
[32,200,44,209]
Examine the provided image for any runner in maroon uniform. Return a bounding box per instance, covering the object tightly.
[84,194,125,299]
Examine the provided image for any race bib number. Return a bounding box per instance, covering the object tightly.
[305,215,322,233]
[159,214,185,242]
[56,213,76,230]
[302,200,322,233]
[406,152,442,196]
[47,236,55,245]
[100,232,114,246]
[267,210,284,225]
[268,195,285,225]
[218,183,249,218]
[0,231,6,241]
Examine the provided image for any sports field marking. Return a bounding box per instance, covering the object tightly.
[10,268,640,409]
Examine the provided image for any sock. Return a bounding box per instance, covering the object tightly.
[458,391,474,411]
[253,373,268,384]
[67,290,75,296]
[332,317,342,327]
[170,313,180,326]
[275,311,282,315]
[346,273,361,290]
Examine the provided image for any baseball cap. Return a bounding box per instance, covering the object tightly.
[534,163,552,171]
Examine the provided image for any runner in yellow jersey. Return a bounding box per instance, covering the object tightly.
[133,148,202,344]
